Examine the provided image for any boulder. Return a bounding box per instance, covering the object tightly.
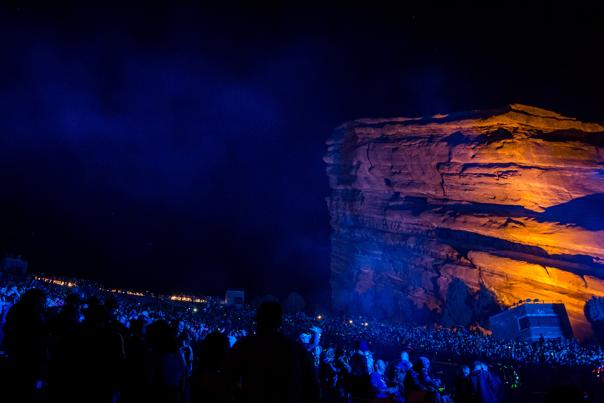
[325,104,604,338]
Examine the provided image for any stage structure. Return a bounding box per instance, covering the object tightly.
[489,301,573,341]
[225,289,245,307]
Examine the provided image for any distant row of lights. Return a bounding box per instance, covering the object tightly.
[169,295,207,303]
[103,290,207,304]
[35,275,208,304]
[34,276,76,288]
[108,289,145,297]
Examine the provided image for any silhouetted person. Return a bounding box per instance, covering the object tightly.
[470,361,501,403]
[2,288,48,400]
[454,365,474,403]
[228,301,320,403]
[80,298,125,403]
[346,340,372,400]
[191,331,230,403]
[405,356,442,403]
[47,293,84,402]
[122,318,150,403]
[318,347,341,403]
[147,320,187,403]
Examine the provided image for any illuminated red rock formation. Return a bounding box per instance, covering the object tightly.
[325,104,604,338]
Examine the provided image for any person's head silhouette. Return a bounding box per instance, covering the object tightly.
[255,301,282,333]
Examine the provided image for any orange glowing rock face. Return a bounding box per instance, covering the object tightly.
[325,104,604,338]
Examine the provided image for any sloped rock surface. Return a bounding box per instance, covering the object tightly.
[325,104,604,338]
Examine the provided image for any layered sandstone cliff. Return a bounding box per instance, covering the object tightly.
[325,104,604,338]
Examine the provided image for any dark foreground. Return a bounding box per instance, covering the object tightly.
[1,276,603,402]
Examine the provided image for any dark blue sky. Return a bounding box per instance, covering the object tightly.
[1,4,602,302]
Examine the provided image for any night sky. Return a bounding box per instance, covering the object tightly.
[1,4,602,303]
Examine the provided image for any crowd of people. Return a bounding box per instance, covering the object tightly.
[0,276,602,402]
[282,315,604,368]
